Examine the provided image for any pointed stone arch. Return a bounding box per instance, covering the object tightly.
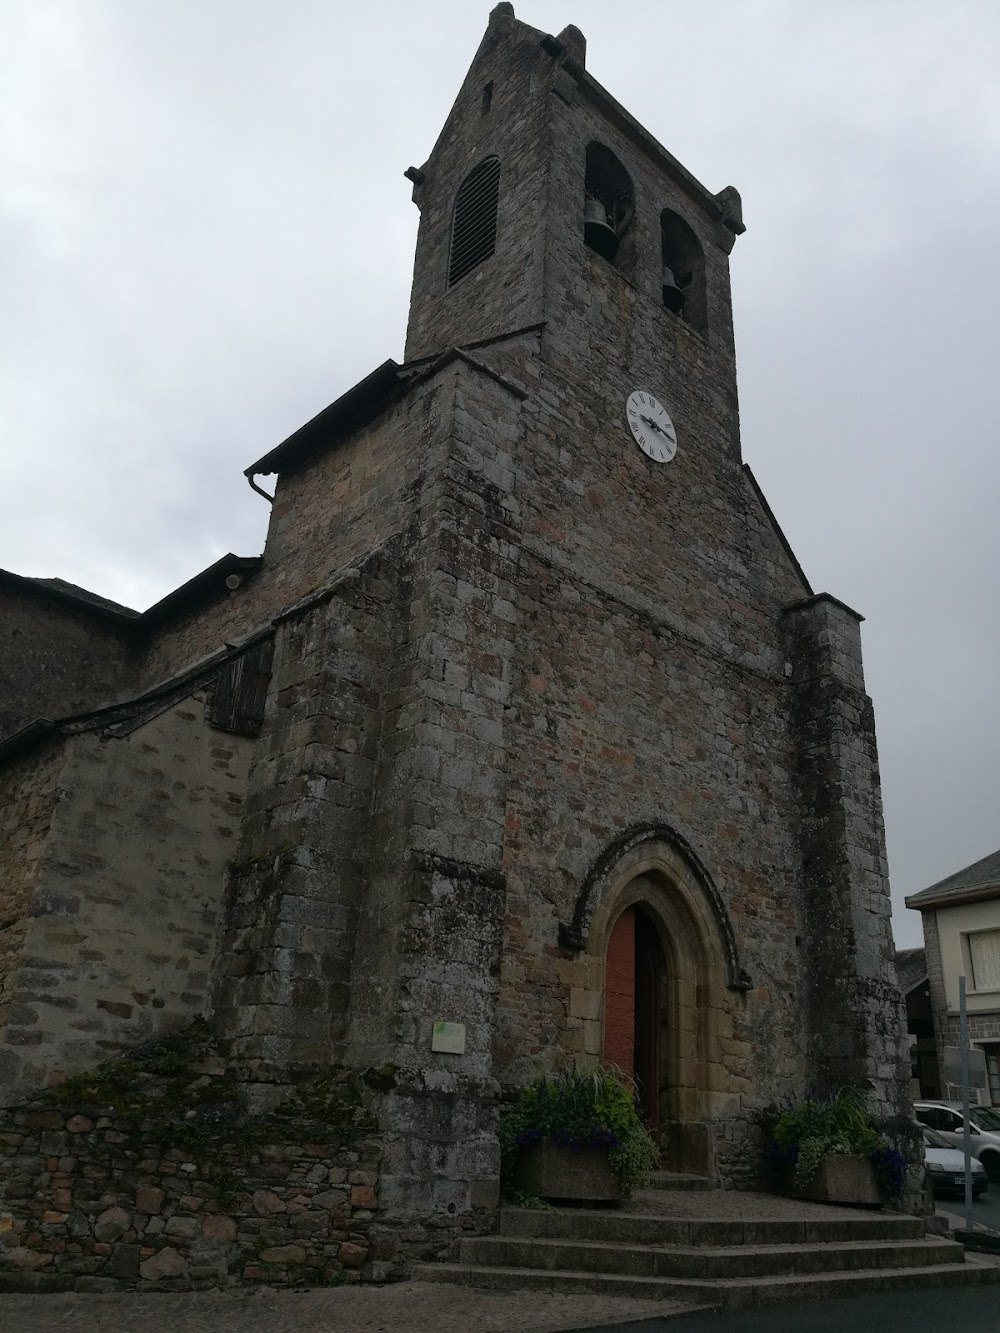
[559,823,751,992]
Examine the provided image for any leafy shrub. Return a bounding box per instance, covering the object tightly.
[767,1087,907,1200]
[499,1066,659,1200]
[770,1087,877,1188]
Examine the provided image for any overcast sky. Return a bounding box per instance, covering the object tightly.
[2,1,998,948]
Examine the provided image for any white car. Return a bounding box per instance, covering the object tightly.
[923,1126,989,1198]
[914,1100,1000,1180]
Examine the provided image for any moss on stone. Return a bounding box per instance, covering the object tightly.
[42,1019,378,1163]
[363,1063,398,1092]
[264,1067,378,1138]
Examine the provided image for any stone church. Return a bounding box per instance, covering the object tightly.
[1,4,910,1225]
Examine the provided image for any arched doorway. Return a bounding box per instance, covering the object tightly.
[583,853,747,1178]
[603,905,665,1134]
[561,825,750,1180]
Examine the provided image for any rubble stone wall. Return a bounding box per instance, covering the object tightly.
[0,1106,383,1292]
[0,740,65,1048]
[0,589,136,743]
[0,697,253,1107]
[0,1022,400,1290]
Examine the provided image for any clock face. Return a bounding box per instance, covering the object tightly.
[626,390,677,464]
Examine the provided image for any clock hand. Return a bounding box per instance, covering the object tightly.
[641,414,669,437]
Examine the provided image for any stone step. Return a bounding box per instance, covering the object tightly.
[648,1171,713,1190]
[498,1205,927,1248]
[416,1257,1000,1309]
[460,1234,964,1280]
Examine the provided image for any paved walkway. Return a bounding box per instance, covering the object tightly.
[626,1187,879,1220]
[574,1281,1000,1332]
[0,1284,695,1333]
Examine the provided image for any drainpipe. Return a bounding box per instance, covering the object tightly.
[246,472,275,504]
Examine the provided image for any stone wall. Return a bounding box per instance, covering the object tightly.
[0,695,253,1107]
[0,587,136,742]
[214,360,521,1223]
[346,360,521,1219]
[0,740,65,1049]
[784,594,911,1123]
[0,1105,383,1292]
[0,1028,387,1291]
[213,551,399,1086]
[137,379,446,693]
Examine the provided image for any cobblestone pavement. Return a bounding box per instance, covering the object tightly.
[0,1284,696,1332]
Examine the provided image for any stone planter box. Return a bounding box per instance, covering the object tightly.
[514,1139,621,1202]
[789,1153,881,1206]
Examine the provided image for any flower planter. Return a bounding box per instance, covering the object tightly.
[789,1153,880,1206]
[513,1139,622,1202]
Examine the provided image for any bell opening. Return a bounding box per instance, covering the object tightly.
[584,142,634,274]
[661,209,706,333]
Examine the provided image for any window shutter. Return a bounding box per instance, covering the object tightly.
[448,156,501,287]
[970,930,1000,992]
[209,639,274,738]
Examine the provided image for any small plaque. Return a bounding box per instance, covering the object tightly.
[431,1021,466,1054]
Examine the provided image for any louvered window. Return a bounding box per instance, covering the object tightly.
[448,156,501,287]
[969,930,1000,992]
[208,638,274,738]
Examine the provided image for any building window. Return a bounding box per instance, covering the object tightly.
[448,156,501,287]
[968,929,1000,992]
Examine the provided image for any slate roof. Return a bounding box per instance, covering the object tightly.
[895,947,928,995]
[1,555,262,630]
[24,577,139,617]
[905,848,1000,910]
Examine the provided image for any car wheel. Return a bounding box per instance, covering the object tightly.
[980,1153,1000,1181]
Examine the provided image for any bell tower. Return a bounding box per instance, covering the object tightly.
[396,5,907,1181]
[404,2,746,403]
[404,4,554,360]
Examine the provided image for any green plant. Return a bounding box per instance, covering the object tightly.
[769,1088,878,1188]
[499,1066,659,1200]
[208,1166,244,1207]
[42,1020,377,1169]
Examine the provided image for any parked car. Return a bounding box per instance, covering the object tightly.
[914,1101,1000,1180]
[922,1126,989,1197]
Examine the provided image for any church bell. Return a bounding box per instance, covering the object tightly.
[662,265,686,313]
[584,198,619,261]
